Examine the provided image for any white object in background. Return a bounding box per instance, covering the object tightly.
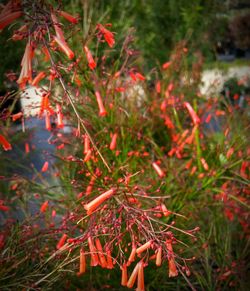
[20,85,46,116]
[200,66,250,95]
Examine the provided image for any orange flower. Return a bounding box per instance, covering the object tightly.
[25,142,30,153]
[200,158,209,171]
[86,175,96,196]
[106,247,114,269]
[12,24,27,41]
[56,234,68,250]
[152,162,165,178]
[160,204,171,217]
[0,11,22,30]
[166,240,178,278]
[58,10,78,24]
[168,258,178,277]
[162,61,171,70]
[51,12,74,60]
[40,200,49,213]
[95,91,107,116]
[51,12,64,39]
[0,134,12,151]
[96,23,115,48]
[84,46,96,70]
[88,236,99,266]
[84,188,115,215]
[205,114,212,123]
[54,35,74,60]
[136,240,152,254]
[135,72,146,81]
[42,46,50,61]
[11,112,23,121]
[31,72,46,87]
[41,161,49,172]
[184,102,200,125]
[95,238,107,268]
[127,262,139,288]
[39,93,53,116]
[121,263,128,286]
[45,111,51,131]
[83,134,90,154]
[77,248,86,276]
[156,247,162,266]
[137,261,145,291]
[226,147,234,159]
[155,81,161,93]
[127,244,136,266]
[164,115,174,129]
[109,133,118,150]
[17,42,33,89]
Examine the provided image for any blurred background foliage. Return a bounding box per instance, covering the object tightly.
[1,0,250,90]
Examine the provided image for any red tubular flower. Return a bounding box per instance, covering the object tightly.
[162,61,171,70]
[95,238,107,268]
[184,102,200,125]
[88,236,99,266]
[31,72,46,87]
[127,262,139,288]
[164,115,174,129]
[45,111,51,131]
[129,71,137,82]
[152,162,165,178]
[58,10,78,24]
[84,188,115,215]
[56,233,68,250]
[41,161,49,172]
[136,240,152,254]
[155,81,161,93]
[84,46,96,70]
[109,133,118,150]
[51,12,74,60]
[121,263,128,286]
[86,175,96,196]
[0,134,12,151]
[156,247,162,266]
[137,261,145,291]
[135,72,146,81]
[40,200,49,213]
[25,142,30,153]
[106,247,114,269]
[83,149,92,163]
[226,147,234,159]
[42,46,50,61]
[17,42,33,89]
[168,258,178,278]
[95,91,107,116]
[77,248,86,276]
[127,244,136,266]
[0,11,22,30]
[84,134,90,155]
[160,204,171,217]
[12,112,23,121]
[96,23,115,48]
[51,12,64,39]
[166,240,178,278]
[54,35,74,60]
[200,158,209,171]
[12,24,27,41]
